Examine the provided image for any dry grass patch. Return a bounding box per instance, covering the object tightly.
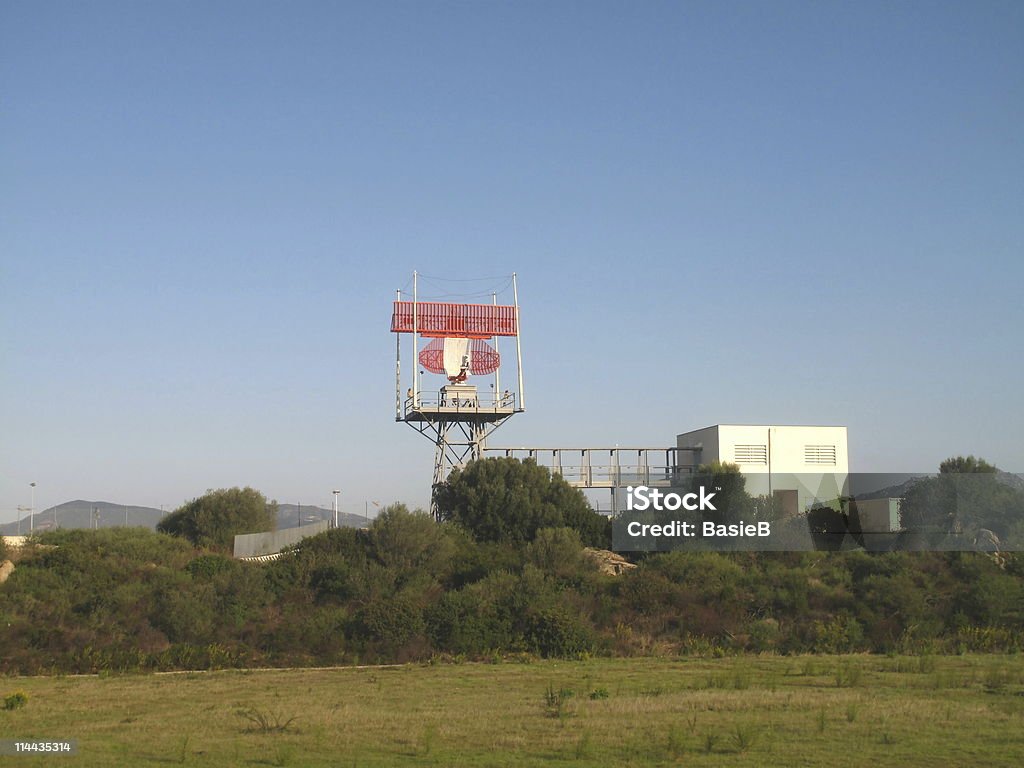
[1,655,1023,766]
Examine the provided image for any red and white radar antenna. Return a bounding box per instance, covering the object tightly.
[391,272,525,514]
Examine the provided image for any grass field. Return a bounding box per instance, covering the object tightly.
[2,655,1023,766]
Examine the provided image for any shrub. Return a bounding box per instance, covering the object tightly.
[353,594,425,654]
[747,618,781,651]
[158,487,276,551]
[732,723,758,752]
[367,505,457,582]
[235,707,297,733]
[811,615,865,654]
[525,527,587,578]
[543,684,575,719]
[298,607,348,660]
[187,553,237,582]
[435,458,608,546]
[3,691,28,710]
[151,579,217,644]
[309,563,352,603]
[525,608,594,659]
[425,589,513,657]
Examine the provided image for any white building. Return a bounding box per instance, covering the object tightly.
[676,424,849,515]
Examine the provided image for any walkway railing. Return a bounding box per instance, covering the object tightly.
[481,446,699,488]
[403,390,518,418]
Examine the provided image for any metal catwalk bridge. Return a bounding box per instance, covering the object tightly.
[481,446,700,491]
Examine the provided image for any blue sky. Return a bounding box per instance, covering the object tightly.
[2,1,1022,519]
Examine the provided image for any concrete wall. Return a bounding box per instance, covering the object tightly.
[233,521,330,559]
[677,425,848,472]
[851,498,901,533]
[676,424,849,513]
[676,425,717,470]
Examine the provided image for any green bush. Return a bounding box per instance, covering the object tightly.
[425,589,513,656]
[151,578,217,644]
[525,527,588,579]
[3,691,28,710]
[187,553,237,582]
[299,607,348,660]
[158,487,276,551]
[2,491,1024,672]
[747,618,781,651]
[811,615,865,654]
[369,506,454,571]
[434,458,608,546]
[353,594,425,654]
[309,562,352,603]
[525,608,594,659]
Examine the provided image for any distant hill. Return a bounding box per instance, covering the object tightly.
[854,471,1024,501]
[1,500,165,535]
[275,504,371,530]
[2,500,371,536]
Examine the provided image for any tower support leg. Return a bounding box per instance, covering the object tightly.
[428,420,492,519]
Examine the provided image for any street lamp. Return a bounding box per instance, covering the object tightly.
[332,489,341,529]
[365,500,380,523]
[29,482,36,533]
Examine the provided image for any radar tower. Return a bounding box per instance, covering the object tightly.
[391,272,525,514]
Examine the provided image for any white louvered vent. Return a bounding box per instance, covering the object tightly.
[734,444,768,465]
[804,445,837,465]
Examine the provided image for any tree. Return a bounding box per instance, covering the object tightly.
[367,503,457,583]
[434,458,608,546]
[158,487,276,551]
[900,456,1024,541]
[525,527,587,578]
[940,456,997,475]
[691,461,755,524]
[806,504,853,551]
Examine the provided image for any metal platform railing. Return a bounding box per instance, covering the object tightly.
[481,446,699,489]
[403,390,518,418]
